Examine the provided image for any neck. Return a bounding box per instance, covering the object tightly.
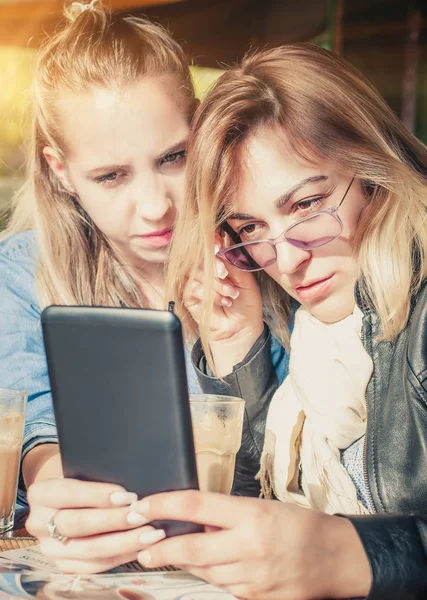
[130,261,167,310]
[111,243,167,309]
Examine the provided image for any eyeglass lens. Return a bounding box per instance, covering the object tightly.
[223,211,342,271]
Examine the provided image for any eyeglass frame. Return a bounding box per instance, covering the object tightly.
[217,177,355,271]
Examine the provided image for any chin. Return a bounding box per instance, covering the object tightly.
[304,292,356,324]
[135,247,170,264]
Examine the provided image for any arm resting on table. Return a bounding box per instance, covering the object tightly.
[22,443,62,488]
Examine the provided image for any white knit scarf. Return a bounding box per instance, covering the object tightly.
[258,305,373,515]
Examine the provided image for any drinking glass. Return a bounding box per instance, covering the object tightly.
[0,388,27,534]
[190,394,245,494]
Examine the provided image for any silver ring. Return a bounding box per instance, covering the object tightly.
[47,511,68,543]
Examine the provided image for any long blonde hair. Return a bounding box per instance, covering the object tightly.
[169,44,427,353]
[3,1,195,309]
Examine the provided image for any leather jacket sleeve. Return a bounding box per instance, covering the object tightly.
[344,513,427,600]
[191,325,278,497]
[346,282,427,599]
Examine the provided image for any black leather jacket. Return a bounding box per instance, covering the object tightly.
[192,280,427,600]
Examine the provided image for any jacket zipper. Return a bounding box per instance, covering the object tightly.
[361,315,376,513]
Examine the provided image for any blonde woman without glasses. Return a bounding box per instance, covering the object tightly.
[0,0,233,573]
[127,45,427,600]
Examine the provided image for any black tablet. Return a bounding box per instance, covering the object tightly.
[41,305,202,537]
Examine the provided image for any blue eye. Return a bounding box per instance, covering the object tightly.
[94,171,129,187]
[95,172,119,184]
[160,150,187,166]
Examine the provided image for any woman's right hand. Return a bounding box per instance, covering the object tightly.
[183,238,264,376]
[26,478,167,573]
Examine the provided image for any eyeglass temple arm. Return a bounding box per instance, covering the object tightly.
[338,177,355,208]
[220,221,241,244]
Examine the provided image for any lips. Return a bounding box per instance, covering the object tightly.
[294,274,334,301]
[137,227,174,248]
[141,227,173,239]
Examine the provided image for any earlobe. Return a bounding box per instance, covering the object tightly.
[43,146,75,194]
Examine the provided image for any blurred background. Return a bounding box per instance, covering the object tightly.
[0,0,426,226]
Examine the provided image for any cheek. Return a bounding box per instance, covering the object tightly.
[77,188,131,239]
[341,214,361,242]
[320,236,354,259]
[263,264,296,296]
[263,263,281,283]
[166,172,185,210]
[342,188,367,240]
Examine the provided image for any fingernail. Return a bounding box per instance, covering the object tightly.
[222,284,239,299]
[110,491,138,506]
[131,499,150,515]
[127,511,149,526]
[221,297,233,307]
[138,550,152,566]
[216,264,228,280]
[139,529,166,545]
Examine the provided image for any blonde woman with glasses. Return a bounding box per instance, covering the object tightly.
[0,1,286,573]
[128,45,427,599]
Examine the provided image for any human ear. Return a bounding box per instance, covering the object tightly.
[43,146,76,194]
[361,179,376,200]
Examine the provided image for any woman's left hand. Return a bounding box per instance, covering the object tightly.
[131,491,372,600]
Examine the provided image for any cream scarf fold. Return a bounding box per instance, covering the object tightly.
[258,305,373,515]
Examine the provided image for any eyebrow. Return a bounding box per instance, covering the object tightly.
[276,175,328,209]
[87,139,188,177]
[228,175,329,221]
[88,164,128,177]
[157,138,188,159]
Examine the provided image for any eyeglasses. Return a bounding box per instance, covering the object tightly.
[217,178,354,272]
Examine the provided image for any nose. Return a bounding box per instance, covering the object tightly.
[134,174,173,222]
[275,240,311,275]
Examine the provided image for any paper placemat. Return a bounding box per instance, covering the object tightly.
[0,542,179,573]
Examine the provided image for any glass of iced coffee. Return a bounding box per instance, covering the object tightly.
[0,388,27,534]
[189,394,245,495]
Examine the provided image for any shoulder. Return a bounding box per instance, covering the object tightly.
[0,231,40,310]
[0,230,38,277]
[0,230,38,262]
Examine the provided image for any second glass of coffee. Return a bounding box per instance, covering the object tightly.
[189,394,245,494]
[0,388,27,534]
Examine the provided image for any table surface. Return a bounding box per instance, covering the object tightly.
[0,509,36,551]
[0,535,37,552]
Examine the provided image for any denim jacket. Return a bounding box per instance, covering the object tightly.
[0,231,288,506]
[0,231,56,506]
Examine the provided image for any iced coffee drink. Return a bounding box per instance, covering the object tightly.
[190,395,245,494]
[0,389,27,533]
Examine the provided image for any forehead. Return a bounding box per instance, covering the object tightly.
[56,77,189,167]
[233,125,331,213]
